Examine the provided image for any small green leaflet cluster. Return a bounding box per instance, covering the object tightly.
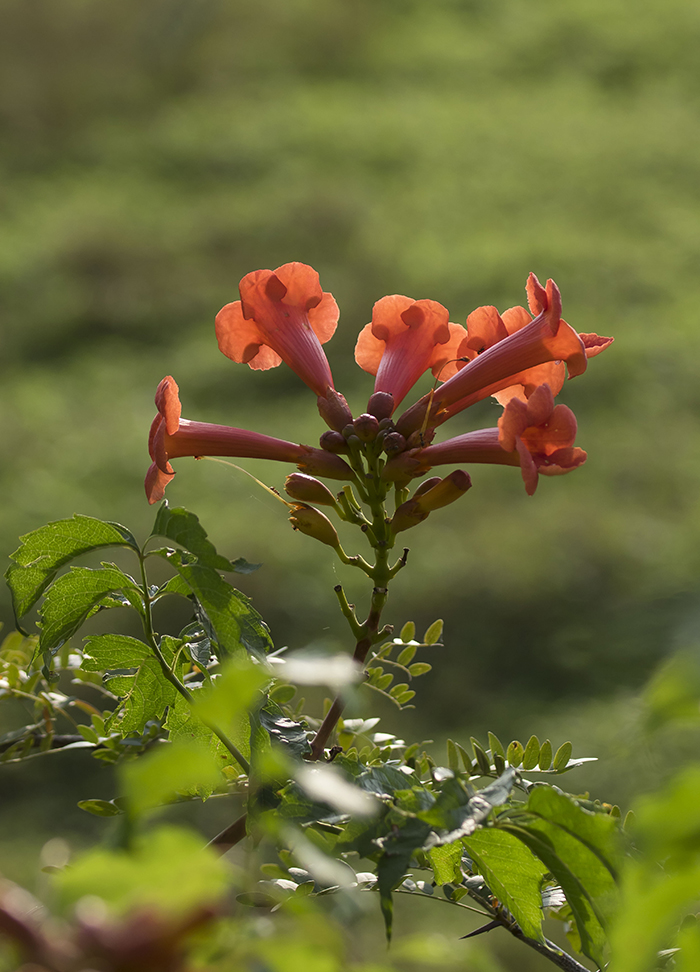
[444,732,597,778]
[363,619,442,709]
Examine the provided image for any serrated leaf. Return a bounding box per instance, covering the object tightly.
[501,821,610,967]
[539,739,553,770]
[554,741,573,771]
[151,503,258,573]
[39,566,143,652]
[192,658,267,735]
[463,828,547,942]
[78,799,123,817]
[521,735,540,770]
[84,635,182,735]
[507,740,524,767]
[400,621,416,643]
[6,515,139,620]
[157,549,273,660]
[423,619,443,645]
[397,644,418,666]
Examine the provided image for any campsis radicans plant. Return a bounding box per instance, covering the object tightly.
[145,258,612,765]
[2,260,622,972]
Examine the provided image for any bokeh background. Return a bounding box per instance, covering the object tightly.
[2,0,700,967]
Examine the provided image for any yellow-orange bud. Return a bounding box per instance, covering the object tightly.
[289,504,340,547]
[285,473,337,506]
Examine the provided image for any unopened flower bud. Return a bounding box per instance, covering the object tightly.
[389,470,471,533]
[412,476,442,498]
[319,430,349,455]
[297,446,354,480]
[367,391,395,421]
[285,473,337,506]
[383,432,407,456]
[378,417,395,431]
[412,469,472,512]
[317,389,354,432]
[353,413,380,442]
[289,504,340,547]
[390,500,429,534]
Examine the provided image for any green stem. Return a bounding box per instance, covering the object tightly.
[137,552,251,774]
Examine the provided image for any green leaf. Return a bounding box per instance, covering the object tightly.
[377,817,433,941]
[488,731,505,760]
[39,565,143,652]
[77,799,123,817]
[6,515,138,620]
[446,738,459,773]
[82,633,150,670]
[507,740,524,767]
[456,742,473,773]
[539,739,553,770]
[260,706,311,759]
[522,734,541,770]
[191,657,267,733]
[53,825,228,917]
[463,828,547,942]
[553,741,573,771]
[471,737,492,775]
[426,767,518,844]
[157,549,273,660]
[527,786,623,879]
[151,502,259,573]
[165,693,242,776]
[83,635,182,734]
[408,662,432,677]
[397,644,418,666]
[501,821,608,967]
[423,619,443,645]
[121,739,224,814]
[400,621,416,642]
[429,841,462,885]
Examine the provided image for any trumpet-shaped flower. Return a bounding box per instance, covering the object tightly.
[396,274,612,435]
[145,376,353,504]
[383,383,585,495]
[354,296,466,411]
[215,262,339,396]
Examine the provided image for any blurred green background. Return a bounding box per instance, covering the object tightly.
[2,0,700,966]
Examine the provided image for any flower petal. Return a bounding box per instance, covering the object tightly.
[216,301,283,369]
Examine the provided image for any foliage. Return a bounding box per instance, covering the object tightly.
[1,504,627,971]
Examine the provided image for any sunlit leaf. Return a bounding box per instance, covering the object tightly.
[6,515,138,620]
[463,828,546,942]
[39,565,143,652]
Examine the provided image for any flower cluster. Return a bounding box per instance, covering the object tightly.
[146,262,612,521]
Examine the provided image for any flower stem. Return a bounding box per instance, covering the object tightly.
[137,551,251,774]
